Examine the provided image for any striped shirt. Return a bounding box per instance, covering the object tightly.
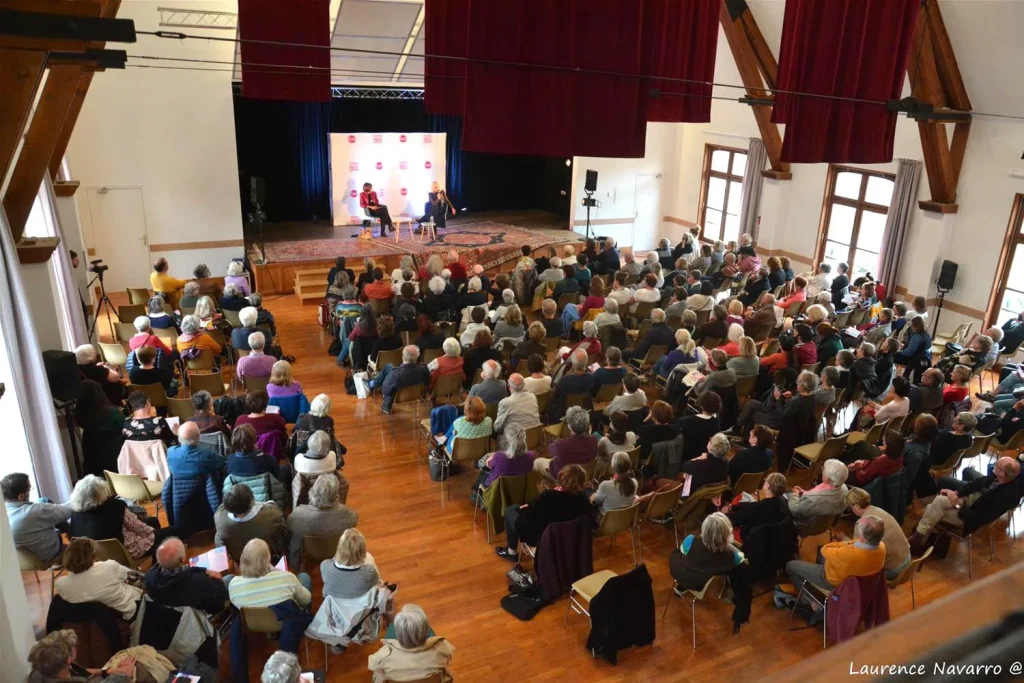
[228,571,311,608]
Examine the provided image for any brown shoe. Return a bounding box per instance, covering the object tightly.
[908,531,928,557]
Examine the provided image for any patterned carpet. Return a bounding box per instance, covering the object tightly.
[260,221,572,270]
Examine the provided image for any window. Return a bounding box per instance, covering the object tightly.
[697,145,746,244]
[987,195,1024,329]
[815,166,895,279]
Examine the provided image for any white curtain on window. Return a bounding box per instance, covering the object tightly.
[0,207,73,501]
[737,138,767,243]
[42,175,89,347]
[877,158,922,290]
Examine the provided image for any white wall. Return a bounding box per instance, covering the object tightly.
[569,122,681,251]
[67,0,244,283]
[668,0,1024,330]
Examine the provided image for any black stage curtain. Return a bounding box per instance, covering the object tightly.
[233,94,570,224]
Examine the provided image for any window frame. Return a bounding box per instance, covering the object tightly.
[814,164,896,276]
[696,143,747,244]
[985,193,1024,330]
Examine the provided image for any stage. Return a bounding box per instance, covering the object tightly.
[246,210,579,295]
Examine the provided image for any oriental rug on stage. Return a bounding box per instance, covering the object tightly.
[259,221,572,271]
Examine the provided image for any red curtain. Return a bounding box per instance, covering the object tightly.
[238,0,331,102]
[772,0,919,163]
[423,0,469,115]
[643,0,720,123]
[461,0,647,158]
[424,0,719,158]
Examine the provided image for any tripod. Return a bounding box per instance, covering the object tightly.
[249,201,268,265]
[88,268,117,340]
[582,190,597,241]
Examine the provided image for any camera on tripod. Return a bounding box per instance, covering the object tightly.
[89,259,109,275]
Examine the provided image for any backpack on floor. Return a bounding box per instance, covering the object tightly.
[317,299,331,329]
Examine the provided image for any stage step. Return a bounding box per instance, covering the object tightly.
[294,267,331,303]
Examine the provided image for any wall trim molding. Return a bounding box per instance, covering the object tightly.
[148,239,244,252]
[663,215,698,228]
[571,217,633,227]
[892,285,985,321]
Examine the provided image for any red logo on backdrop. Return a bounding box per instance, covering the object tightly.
[399,135,407,143]
[349,190,357,198]
[372,135,383,144]
[424,161,432,169]
[399,161,408,170]
[375,161,383,170]
[347,135,356,143]
[424,135,432,143]
[400,188,408,196]
[349,162,359,172]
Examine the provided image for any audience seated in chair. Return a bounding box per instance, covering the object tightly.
[128,315,173,356]
[908,457,1020,556]
[725,472,789,541]
[55,538,143,621]
[76,380,127,477]
[591,452,639,515]
[845,488,910,581]
[186,390,231,437]
[75,344,126,406]
[370,345,430,414]
[3,472,71,564]
[469,359,508,405]
[236,332,276,383]
[787,459,850,532]
[462,328,502,390]
[727,425,775,486]
[369,604,455,683]
[144,537,229,614]
[122,390,176,448]
[234,392,289,463]
[447,396,493,456]
[215,484,289,561]
[848,430,905,486]
[291,393,342,457]
[495,464,596,561]
[69,475,168,561]
[287,474,358,569]
[472,425,538,500]
[522,353,553,396]
[494,373,541,434]
[534,406,597,481]
[670,512,744,591]
[785,514,886,606]
[167,422,224,479]
[178,314,223,356]
[27,628,137,683]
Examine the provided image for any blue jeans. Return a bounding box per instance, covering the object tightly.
[995,374,1023,396]
[369,363,396,391]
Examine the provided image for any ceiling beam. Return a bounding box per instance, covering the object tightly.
[392,3,424,83]
[906,0,971,214]
[0,48,47,190]
[719,0,791,180]
[3,63,86,240]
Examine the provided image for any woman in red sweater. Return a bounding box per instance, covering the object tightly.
[848,430,905,486]
[942,364,971,404]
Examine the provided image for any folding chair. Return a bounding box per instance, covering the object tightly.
[430,374,463,406]
[98,342,128,374]
[791,436,847,478]
[221,309,242,328]
[105,470,164,517]
[185,348,218,374]
[369,348,404,373]
[388,383,426,438]
[90,538,141,570]
[240,607,311,665]
[845,420,889,447]
[242,374,271,394]
[17,547,64,595]
[129,382,168,410]
[563,569,618,633]
[887,546,933,609]
[152,327,179,347]
[592,382,621,411]
[118,304,146,322]
[556,293,577,314]
[593,502,640,566]
[637,483,683,562]
[732,469,768,498]
[126,288,151,305]
[662,575,724,649]
[301,533,343,571]
[188,372,228,397]
[627,345,668,376]
[421,347,443,366]
[443,435,491,502]
[929,446,970,480]
[114,323,138,344]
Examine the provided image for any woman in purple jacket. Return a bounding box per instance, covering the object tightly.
[471,425,537,503]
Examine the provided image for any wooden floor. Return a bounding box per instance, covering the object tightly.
[24,293,1024,681]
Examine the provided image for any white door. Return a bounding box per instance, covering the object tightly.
[632,173,662,250]
[85,187,151,293]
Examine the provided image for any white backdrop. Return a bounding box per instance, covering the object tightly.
[329,132,447,226]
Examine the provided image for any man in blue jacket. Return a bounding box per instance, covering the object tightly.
[167,422,224,479]
[372,345,430,414]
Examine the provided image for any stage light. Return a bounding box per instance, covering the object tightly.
[565,159,571,167]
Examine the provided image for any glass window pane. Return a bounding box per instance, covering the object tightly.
[724,213,740,243]
[704,209,723,241]
[823,241,849,266]
[710,149,731,173]
[726,180,742,216]
[999,288,1024,322]
[826,204,856,245]
[865,175,895,207]
[857,210,888,251]
[707,177,727,211]
[1006,244,1024,287]
[834,171,862,200]
[853,249,879,278]
[731,153,747,176]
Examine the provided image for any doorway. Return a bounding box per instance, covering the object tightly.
[84,187,152,294]
[632,173,662,251]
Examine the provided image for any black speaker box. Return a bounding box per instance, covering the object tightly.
[250,176,266,205]
[43,350,82,403]
[937,260,958,290]
[584,169,598,193]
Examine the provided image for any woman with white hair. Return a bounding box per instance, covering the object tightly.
[455,275,487,312]
[429,337,465,390]
[788,458,850,528]
[220,283,248,312]
[224,260,251,295]
[193,295,221,330]
[391,255,417,286]
[369,604,454,683]
[292,393,342,457]
[294,430,341,477]
[717,323,745,357]
[227,538,312,611]
[179,280,201,310]
[75,344,126,405]
[654,328,698,378]
[128,315,172,359]
[675,432,732,493]
[423,275,455,321]
[421,253,446,281]
[68,475,166,560]
[472,424,537,499]
[267,360,302,399]
[669,512,743,592]
[261,651,301,683]
[231,305,269,351]
[287,473,357,569]
[559,320,602,361]
[146,294,177,330]
[562,244,577,266]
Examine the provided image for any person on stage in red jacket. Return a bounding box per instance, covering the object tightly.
[359,182,395,235]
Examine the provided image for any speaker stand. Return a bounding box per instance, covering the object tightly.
[55,398,83,481]
[931,288,950,338]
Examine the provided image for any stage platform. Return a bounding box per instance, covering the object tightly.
[247,210,579,295]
